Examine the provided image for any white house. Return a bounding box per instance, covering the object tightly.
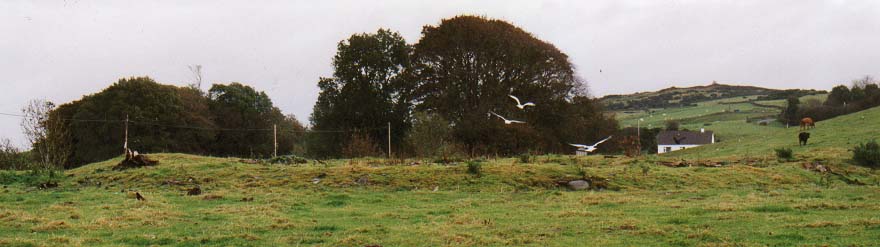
[657,129,715,154]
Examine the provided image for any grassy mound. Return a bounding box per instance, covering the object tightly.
[1,107,878,246]
[57,152,878,194]
[1,153,878,246]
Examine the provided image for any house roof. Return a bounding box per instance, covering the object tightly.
[656,130,714,145]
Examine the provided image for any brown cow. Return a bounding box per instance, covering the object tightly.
[800,117,815,130]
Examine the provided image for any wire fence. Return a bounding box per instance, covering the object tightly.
[1,112,387,134]
[1,111,395,160]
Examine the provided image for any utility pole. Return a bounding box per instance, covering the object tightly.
[637,118,643,156]
[273,124,277,158]
[387,122,391,158]
[123,114,129,156]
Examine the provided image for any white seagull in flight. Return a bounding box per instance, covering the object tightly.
[489,111,526,124]
[569,136,613,153]
[508,95,536,109]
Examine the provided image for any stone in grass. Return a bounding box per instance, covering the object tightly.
[355,176,369,185]
[186,186,202,196]
[567,180,590,191]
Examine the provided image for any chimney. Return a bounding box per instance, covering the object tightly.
[700,128,705,133]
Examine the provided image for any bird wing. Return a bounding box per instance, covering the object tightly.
[592,136,613,146]
[509,120,526,124]
[508,95,522,105]
[568,143,588,148]
[523,102,536,107]
[490,111,507,121]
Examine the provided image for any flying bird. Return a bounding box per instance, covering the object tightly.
[569,136,613,153]
[508,95,536,109]
[489,111,526,124]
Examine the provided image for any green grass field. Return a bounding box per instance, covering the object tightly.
[615,96,778,129]
[616,94,829,145]
[668,104,880,161]
[1,98,877,246]
[752,94,828,108]
[2,133,880,246]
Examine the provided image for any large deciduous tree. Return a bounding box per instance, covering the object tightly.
[411,15,615,155]
[49,77,218,167]
[825,85,852,107]
[309,29,413,158]
[209,83,304,158]
[48,77,304,168]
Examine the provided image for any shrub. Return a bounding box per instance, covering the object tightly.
[0,138,32,170]
[518,152,532,163]
[665,120,680,131]
[852,140,880,168]
[775,148,793,160]
[341,133,383,158]
[405,111,454,157]
[466,160,482,177]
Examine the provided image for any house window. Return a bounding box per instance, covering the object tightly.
[664,147,671,152]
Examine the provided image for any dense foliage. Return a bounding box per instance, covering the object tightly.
[308,16,617,157]
[309,29,412,158]
[208,83,303,157]
[790,76,880,124]
[852,140,879,168]
[21,16,624,165]
[411,16,616,156]
[0,139,30,170]
[47,77,304,168]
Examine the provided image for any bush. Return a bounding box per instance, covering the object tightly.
[466,161,482,177]
[665,120,680,131]
[518,152,532,163]
[0,139,32,170]
[775,148,793,160]
[852,140,880,168]
[406,112,454,157]
[341,133,383,158]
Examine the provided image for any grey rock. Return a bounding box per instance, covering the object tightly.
[567,180,590,190]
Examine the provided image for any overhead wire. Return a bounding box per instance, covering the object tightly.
[1,112,387,133]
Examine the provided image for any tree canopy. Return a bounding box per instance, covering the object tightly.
[410,15,614,155]
[309,29,413,158]
[48,77,304,168]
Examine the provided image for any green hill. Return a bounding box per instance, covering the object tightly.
[601,82,824,110]
[667,105,880,160]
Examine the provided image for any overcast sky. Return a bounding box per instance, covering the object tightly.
[2,0,879,147]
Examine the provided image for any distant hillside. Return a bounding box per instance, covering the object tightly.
[600,82,825,110]
[669,105,880,159]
